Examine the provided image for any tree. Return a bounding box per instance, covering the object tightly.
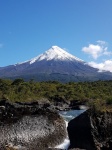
[11,79,24,85]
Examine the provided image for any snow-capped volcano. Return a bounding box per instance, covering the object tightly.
[0,46,112,82]
[18,46,83,65]
[30,46,83,63]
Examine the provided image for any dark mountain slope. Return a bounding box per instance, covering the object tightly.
[0,46,112,82]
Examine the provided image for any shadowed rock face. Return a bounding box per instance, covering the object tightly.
[0,100,66,150]
[68,111,95,150]
[68,110,112,150]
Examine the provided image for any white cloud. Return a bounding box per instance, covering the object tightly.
[82,44,102,59]
[82,41,112,59]
[0,43,3,48]
[88,60,112,72]
[97,40,107,46]
[103,51,112,56]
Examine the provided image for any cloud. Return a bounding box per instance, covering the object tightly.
[0,43,3,48]
[82,40,112,59]
[97,40,107,45]
[82,44,102,59]
[88,60,112,72]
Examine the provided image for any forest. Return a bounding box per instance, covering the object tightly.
[0,78,112,111]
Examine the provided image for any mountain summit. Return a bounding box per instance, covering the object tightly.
[0,46,112,82]
[19,46,83,65]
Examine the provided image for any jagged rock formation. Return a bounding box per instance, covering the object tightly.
[68,110,112,150]
[0,100,66,150]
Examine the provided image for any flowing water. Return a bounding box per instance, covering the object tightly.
[55,109,85,150]
[0,109,85,150]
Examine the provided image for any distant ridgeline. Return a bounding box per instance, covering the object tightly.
[4,72,112,83]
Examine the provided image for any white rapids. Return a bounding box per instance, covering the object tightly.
[55,120,70,150]
[54,109,85,150]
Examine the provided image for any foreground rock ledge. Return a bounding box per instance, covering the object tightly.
[68,109,112,150]
[0,100,66,150]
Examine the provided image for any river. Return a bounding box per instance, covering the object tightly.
[55,109,85,150]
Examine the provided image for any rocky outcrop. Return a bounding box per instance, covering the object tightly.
[69,100,86,110]
[47,148,63,150]
[0,99,66,150]
[69,148,85,150]
[68,110,112,150]
[51,98,70,111]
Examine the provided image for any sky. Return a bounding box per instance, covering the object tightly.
[0,0,112,72]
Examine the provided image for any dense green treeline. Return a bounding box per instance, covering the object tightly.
[0,78,112,106]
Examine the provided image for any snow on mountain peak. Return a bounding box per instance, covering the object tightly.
[29,46,83,64]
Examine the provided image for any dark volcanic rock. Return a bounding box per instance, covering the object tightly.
[69,100,87,110]
[69,148,85,150]
[47,148,63,150]
[68,110,112,150]
[0,99,66,150]
[52,98,70,111]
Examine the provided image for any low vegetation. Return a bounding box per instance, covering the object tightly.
[0,78,112,111]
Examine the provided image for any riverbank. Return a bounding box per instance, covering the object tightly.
[0,99,112,150]
[0,99,66,150]
[68,109,112,150]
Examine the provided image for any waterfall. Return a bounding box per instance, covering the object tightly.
[55,120,70,150]
[55,109,85,150]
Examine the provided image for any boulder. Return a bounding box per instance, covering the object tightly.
[69,148,85,150]
[47,148,63,150]
[0,99,67,150]
[68,110,112,150]
[69,100,86,110]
